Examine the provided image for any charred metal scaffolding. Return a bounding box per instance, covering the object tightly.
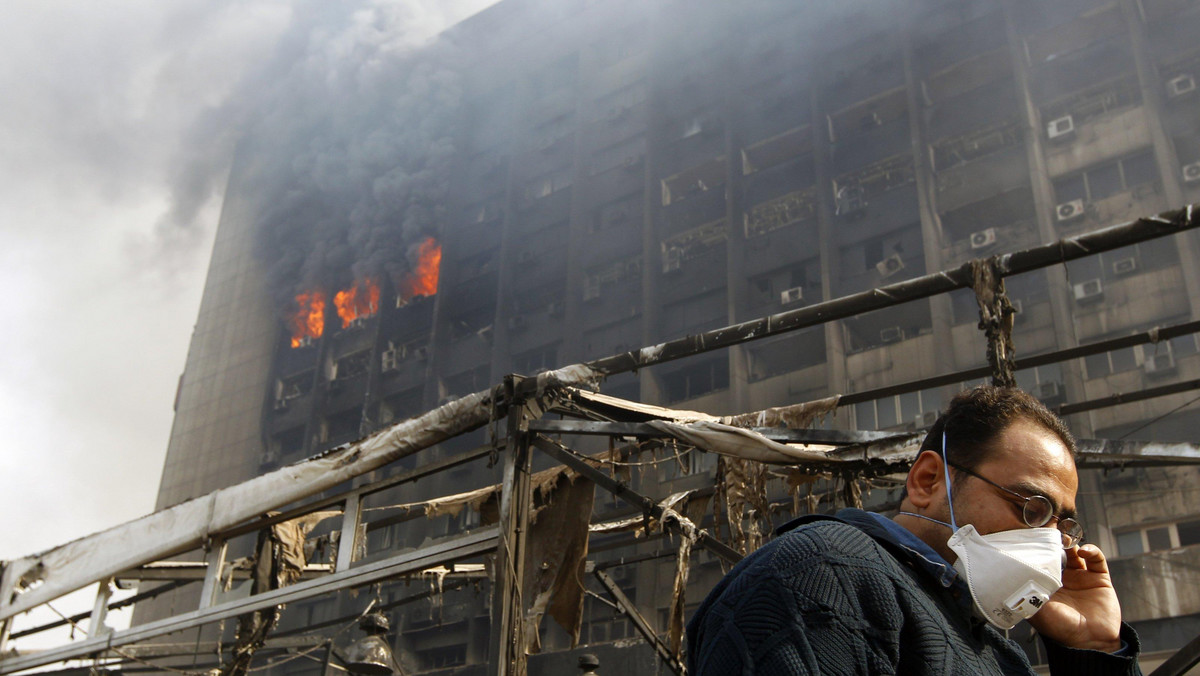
[4,207,1200,676]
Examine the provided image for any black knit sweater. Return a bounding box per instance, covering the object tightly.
[686,509,1142,675]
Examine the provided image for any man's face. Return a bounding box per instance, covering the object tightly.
[944,417,1079,543]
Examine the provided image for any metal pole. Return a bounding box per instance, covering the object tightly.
[487,379,533,676]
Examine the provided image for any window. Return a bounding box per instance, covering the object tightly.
[332,351,370,381]
[593,193,641,232]
[1114,518,1200,557]
[1084,346,1139,379]
[1052,151,1159,204]
[514,343,558,375]
[854,388,944,430]
[525,167,573,200]
[662,358,729,403]
[590,135,646,175]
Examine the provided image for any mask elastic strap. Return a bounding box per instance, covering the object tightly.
[898,511,954,530]
[941,429,958,530]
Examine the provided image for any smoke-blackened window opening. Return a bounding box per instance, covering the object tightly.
[447,309,494,342]
[661,157,726,206]
[466,198,504,226]
[843,301,931,353]
[747,261,820,310]
[662,289,726,341]
[748,187,819,239]
[1038,75,1142,129]
[826,87,907,146]
[523,167,573,202]
[274,371,314,409]
[442,365,490,399]
[270,427,306,462]
[1052,150,1159,206]
[661,356,729,404]
[322,408,363,447]
[741,125,813,177]
[673,109,724,143]
[380,387,424,426]
[592,192,642,233]
[581,255,642,302]
[832,153,915,205]
[930,119,1022,172]
[331,351,371,382]
[747,330,827,383]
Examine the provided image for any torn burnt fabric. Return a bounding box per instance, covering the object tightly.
[521,472,595,653]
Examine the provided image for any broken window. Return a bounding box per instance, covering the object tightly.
[332,351,370,381]
[274,371,313,408]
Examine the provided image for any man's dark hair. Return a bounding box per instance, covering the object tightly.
[919,385,1077,472]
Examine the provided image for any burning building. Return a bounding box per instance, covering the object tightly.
[139,0,1200,672]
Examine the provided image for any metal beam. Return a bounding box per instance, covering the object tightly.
[1150,630,1200,676]
[583,207,1199,377]
[488,385,534,676]
[593,568,684,676]
[836,319,1200,407]
[531,435,743,565]
[0,528,498,675]
[528,419,893,444]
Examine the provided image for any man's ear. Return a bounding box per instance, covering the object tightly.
[906,449,945,509]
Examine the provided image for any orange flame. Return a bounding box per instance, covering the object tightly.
[333,278,381,328]
[398,237,442,303]
[290,291,326,348]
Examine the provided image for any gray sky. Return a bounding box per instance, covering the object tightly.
[0,0,499,563]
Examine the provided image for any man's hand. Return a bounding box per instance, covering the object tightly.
[1028,544,1123,652]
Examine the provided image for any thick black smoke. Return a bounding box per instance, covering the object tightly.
[233,5,465,312]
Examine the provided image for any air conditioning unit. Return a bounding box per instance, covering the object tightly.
[1144,349,1177,376]
[879,326,906,344]
[1056,199,1086,223]
[662,246,684,273]
[1073,278,1104,303]
[1035,380,1064,403]
[1167,74,1196,99]
[970,228,997,250]
[381,345,405,372]
[1046,115,1075,141]
[507,315,527,331]
[915,410,939,428]
[583,278,602,302]
[547,301,565,317]
[876,253,905,279]
[1112,257,1138,276]
[780,286,804,305]
[1182,162,1200,184]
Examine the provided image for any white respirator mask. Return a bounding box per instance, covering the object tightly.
[903,431,1065,630]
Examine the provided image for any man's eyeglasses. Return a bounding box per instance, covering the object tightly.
[948,462,1084,548]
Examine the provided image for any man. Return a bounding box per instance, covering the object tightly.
[687,386,1141,675]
